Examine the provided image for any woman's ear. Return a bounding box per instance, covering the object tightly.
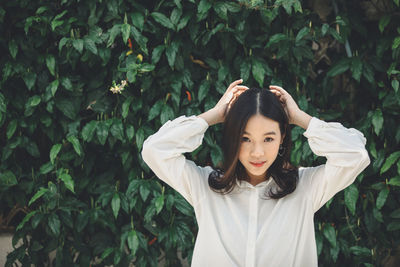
[280,131,286,145]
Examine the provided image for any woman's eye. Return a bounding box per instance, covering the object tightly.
[265,137,274,142]
[241,137,250,142]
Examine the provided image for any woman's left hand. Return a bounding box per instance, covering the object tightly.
[269,85,312,129]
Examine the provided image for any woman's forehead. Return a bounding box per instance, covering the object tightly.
[244,114,280,135]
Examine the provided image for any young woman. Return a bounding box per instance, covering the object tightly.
[141,79,370,267]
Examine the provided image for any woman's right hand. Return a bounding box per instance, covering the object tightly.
[198,79,248,126]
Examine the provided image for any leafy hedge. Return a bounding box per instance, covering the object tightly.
[1,0,399,266]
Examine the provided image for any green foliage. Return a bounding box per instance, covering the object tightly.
[1,0,399,266]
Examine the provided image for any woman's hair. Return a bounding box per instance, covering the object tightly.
[208,88,298,199]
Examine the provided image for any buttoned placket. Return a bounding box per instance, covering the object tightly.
[245,186,260,267]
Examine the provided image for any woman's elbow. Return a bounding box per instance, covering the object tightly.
[358,149,371,170]
[141,139,154,165]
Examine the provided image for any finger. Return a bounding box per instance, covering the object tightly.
[234,85,249,90]
[269,85,289,95]
[269,89,282,97]
[227,79,244,91]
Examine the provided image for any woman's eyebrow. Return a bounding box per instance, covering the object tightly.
[243,131,277,135]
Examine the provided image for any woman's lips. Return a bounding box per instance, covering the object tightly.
[250,161,266,167]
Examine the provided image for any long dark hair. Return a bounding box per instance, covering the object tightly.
[208,88,298,199]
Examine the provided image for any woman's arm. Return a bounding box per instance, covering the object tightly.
[198,79,248,126]
[269,85,370,212]
[269,85,312,129]
[142,80,248,206]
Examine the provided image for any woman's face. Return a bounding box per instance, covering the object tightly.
[238,114,283,185]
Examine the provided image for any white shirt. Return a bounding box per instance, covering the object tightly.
[141,115,370,267]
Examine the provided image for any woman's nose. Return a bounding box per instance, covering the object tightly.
[250,144,265,157]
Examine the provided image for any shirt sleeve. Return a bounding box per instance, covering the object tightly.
[302,117,370,212]
[141,115,213,207]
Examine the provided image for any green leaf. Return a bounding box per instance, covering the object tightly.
[225,2,241,12]
[323,224,337,248]
[387,221,400,231]
[72,39,84,53]
[372,109,384,135]
[170,8,182,25]
[23,72,37,90]
[110,119,124,141]
[344,184,359,215]
[155,194,164,214]
[198,80,210,102]
[96,120,111,145]
[349,246,371,256]
[351,57,363,82]
[67,135,82,156]
[293,0,302,13]
[121,23,130,44]
[321,23,329,36]
[131,12,145,31]
[379,15,391,32]
[266,33,287,47]
[29,187,48,206]
[240,60,251,82]
[48,213,61,236]
[76,212,89,232]
[59,173,75,193]
[59,37,69,51]
[252,59,266,87]
[151,12,175,30]
[40,162,54,174]
[152,45,165,64]
[198,0,212,19]
[139,182,151,201]
[9,39,18,59]
[46,55,56,76]
[51,10,67,31]
[376,187,389,210]
[148,100,163,121]
[165,41,179,68]
[174,197,193,216]
[0,170,17,187]
[101,248,114,260]
[127,230,140,255]
[295,27,309,44]
[177,14,191,31]
[126,125,135,141]
[50,144,62,164]
[84,37,98,54]
[392,37,400,49]
[214,2,228,20]
[381,151,400,174]
[6,120,17,139]
[138,63,155,73]
[26,141,40,157]
[111,193,121,219]
[81,120,98,142]
[327,58,350,77]
[388,176,400,186]
[390,209,400,218]
[160,104,174,125]
[61,77,73,91]
[107,24,121,47]
[16,211,37,231]
[211,145,223,166]
[47,79,59,97]
[392,79,399,93]
[27,95,41,108]
[56,98,80,120]
[122,97,133,119]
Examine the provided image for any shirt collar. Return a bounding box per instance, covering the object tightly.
[235,177,273,189]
